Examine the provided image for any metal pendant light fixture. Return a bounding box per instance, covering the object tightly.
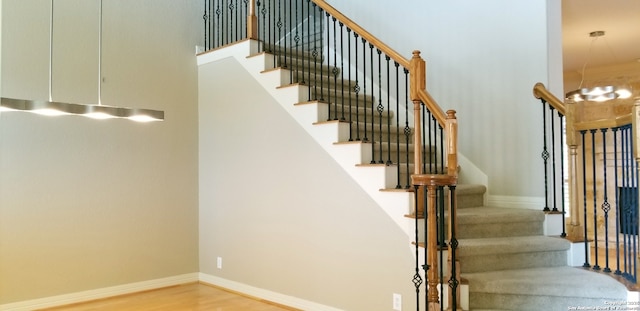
[0,0,164,122]
[565,31,633,103]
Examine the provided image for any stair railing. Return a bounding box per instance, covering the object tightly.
[533,82,640,285]
[202,1,460,309]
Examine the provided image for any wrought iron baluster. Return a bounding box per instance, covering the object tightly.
[353,33,361,141]
[394,61,401,188]
[541,100,551,211]
[385,55,392,165]
[580,130,590,268]
[332,17,338,120]
[550,106,558,212]
[362,38,368,142]
[590,129,600,271]
[203,0,209,50]
[613,127,622,275]
[622,126,630,277]
[339,22,345,121]
[288,0,292,82]
[413,185,423,311]
[346,27,353,139]
[449,185,459,311]
[439,124,444,174]
[559,112,567,237]
[404,68,411,188]
[295,0,302,84]
[377,49,384,164]
[369,44,376,164]
[600,128,611,272]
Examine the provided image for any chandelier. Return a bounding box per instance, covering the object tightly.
[565,31,632,103]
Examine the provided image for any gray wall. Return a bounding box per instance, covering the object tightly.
[0,0,201,304]
[199,57,415,311]
[325,0,563,199]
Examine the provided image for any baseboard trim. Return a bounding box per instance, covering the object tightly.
[487,195,545,210]
[199,273,344,311]
[0,273,199,311]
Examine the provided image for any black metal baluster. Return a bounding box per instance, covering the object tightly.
[423,186,429,310]
[439,125,444,174]
[550,106,558,212]
[559,112,567,237]
[541,100,551,211]
[449,185,459,311]
[362,38,368,142]
[312,4,319,100]
[629,124,636,281]
[601,128,611,273]
[633,133,638,283]
[216,0,222,47]
[385,55,392,165]
[353,33,361,141]
[234,0,238,41]
[590,129,600,271]
[369,43,375,157]
[394,61,401,188]
[377,49,384,164]
[331,17,338,120]
[580,130,590,268]
[346,27,352,138]
[613,127,622,275]
[257,1,265,51]
[294,0,301,84]
[204,0,209,50]
[422,108,427,174]
[622,126,630,277]
[437,187,445,311]
[413,185,422,311]
[243,0,248,38]
[288,0,293,82]
[404,68,411,188]
[282,0,288,70]
[339,22,345,121]
[306,0,311,94]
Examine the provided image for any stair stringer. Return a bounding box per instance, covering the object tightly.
[198,39,417,240]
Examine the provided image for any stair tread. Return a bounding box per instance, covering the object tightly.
[457,235,570,255]
[457,207,545,224]
[463,266,627,299]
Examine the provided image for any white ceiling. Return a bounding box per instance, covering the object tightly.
[562,0,640,77]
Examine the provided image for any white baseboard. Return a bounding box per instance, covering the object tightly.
[0,273,199,311]
[199,273,344,311]
[487,195,545,210]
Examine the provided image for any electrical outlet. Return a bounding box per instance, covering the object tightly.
[393,293,402,311]
[216,257,222,269]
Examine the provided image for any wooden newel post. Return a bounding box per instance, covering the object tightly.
[445,110,458,177]
[410,50,426,176]
[565,100,583,239]
[247,0,258,40]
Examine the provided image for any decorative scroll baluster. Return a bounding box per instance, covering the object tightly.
[353,33,361,141]
[377,49,384,164]
[404,68,411,188]
[541,100,551,211]
[338,23,345,120]
[332,17,338,120]
[413,185,423,311]
[601,128,611,273]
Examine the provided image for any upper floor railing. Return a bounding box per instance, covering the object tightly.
[202,1,459,309]
[533,82,640,285]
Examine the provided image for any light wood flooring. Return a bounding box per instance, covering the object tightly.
[40,283,300,311]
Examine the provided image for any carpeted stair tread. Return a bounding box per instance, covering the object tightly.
[458,236,569,256]
[464,266,627,300]
[457,207,544,225]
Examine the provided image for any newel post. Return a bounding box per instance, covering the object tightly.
[410,50,426,176]
[247,0,258,40]
[445,110,458,177]
[565,99,583,239]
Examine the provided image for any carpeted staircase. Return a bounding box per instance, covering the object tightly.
[201,40,630,310]
[456,185,628,310]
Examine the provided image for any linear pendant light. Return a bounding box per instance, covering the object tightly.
[0,0,164,122]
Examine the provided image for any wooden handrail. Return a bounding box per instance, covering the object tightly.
[312,0,410,69]
[533,82,566,115]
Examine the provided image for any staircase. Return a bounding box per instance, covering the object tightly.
[198,39,630,310]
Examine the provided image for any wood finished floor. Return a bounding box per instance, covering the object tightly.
[40,283,300,311]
